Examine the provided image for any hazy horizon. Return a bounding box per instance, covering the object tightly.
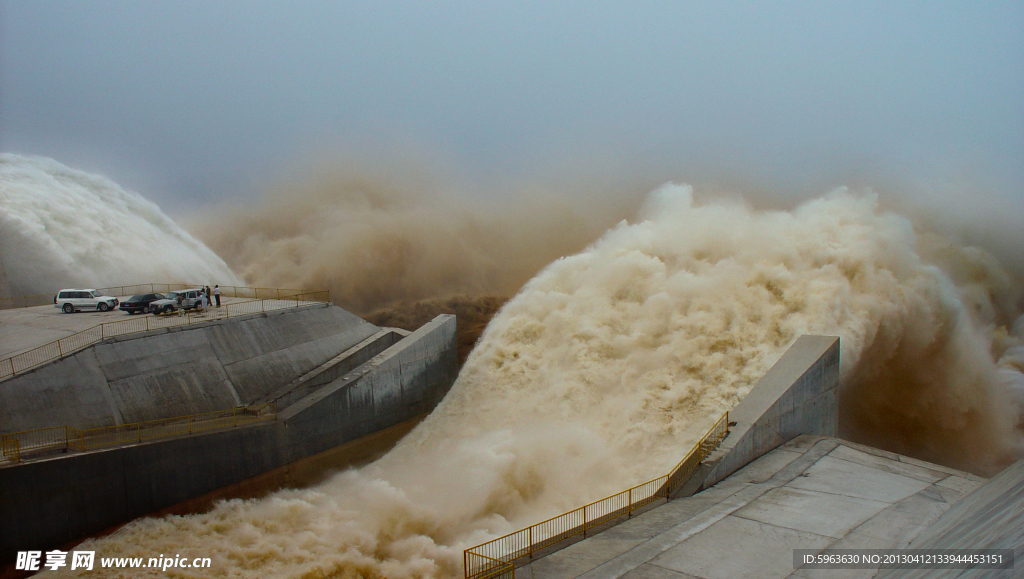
[1,0,1021,216]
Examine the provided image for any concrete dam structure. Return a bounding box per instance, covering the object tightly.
[1,303,380,431]
[0,302,458,562]
[3,307,1021,577]
[471,336,1023,579]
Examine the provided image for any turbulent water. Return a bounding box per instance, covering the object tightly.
[0,154,240,296]
[189,164,644,313]
[52,184,1024,578]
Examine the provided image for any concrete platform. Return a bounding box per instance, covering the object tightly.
[876,458,1024,579]
[0,296,255,359]
[0,303,380,432]
[516,435,985,579]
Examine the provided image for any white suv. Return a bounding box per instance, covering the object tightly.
[54,289,120,313]
[148,288,206,314]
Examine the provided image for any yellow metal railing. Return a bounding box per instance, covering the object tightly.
[0,283,320,310]
[463,413,730,579]
[0,403,276,463]
[0,289,330,381]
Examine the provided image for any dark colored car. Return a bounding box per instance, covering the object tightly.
[119,293,166,314]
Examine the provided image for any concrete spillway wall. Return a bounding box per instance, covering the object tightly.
[693,335,841,493]
[0,314,458,561]
[875,457,1024,579]
[0,304,379,432]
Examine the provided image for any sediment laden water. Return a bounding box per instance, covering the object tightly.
[46,184,1023,578]
[0,154,240,296]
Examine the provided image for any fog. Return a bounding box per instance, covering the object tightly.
[1,1,1021,212]
[53,185,1024,578]
[3,3,1024,576]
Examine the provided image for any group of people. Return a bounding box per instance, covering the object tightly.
[197,285,222,308]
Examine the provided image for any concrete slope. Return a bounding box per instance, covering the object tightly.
[875,458,1024,579]
[517,436,985,579]
[695,335,840,494]
[0,304,379,432]
[255,327,408,409]
[280,315,458,460]
[0,314,459,562]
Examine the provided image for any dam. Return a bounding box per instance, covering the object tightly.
[1,286,1021,578]
[0,285,458,565]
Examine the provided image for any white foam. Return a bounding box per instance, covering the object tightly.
[0,154,241,296]
[59,184,1024,578]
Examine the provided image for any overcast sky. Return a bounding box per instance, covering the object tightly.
[1,0,1022,210]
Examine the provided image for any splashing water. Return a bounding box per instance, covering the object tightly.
[0,154,241,296]
[59,185,1024,578]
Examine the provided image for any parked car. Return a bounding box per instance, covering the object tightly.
[119,293,166,314]
[148,288,207,314]
[54,289,119,313]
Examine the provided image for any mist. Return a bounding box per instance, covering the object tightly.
[2,1,1022,576]
[2,1,1021,209]
[0,154,241,297]
[50,183,1024,579]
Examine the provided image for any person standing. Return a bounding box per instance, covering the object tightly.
[214,285,221,307]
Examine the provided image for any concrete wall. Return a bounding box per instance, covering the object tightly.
[0,314,458,561]
[257,328,405,410]
[0,304,379,433]
[280,315,457,459]
[875,457,1024,579]
[695,335,840,492]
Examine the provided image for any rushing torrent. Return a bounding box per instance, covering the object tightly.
[55,184,1023,578]
[0,154,240,297]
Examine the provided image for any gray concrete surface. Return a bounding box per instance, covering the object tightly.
[0,295,258,359]
[0,303,379,432]
[257,327,406,409]
[517,436,985,579]
[696,335,840,493]
[0,314,458,561]
[875,458,1024,579]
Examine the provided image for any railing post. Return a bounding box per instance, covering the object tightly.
[137,423,142,443]
[528,526,533,558]
[628,487,633,517]
[57,339,64,357]
[188,415,193,435]
[233,409,238,427]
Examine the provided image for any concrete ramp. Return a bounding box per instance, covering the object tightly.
[518,436,985,579]
[0,314,458,563]
[0,304,379,432]
[876,458,1024,579]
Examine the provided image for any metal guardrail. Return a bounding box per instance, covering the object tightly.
[0,403,276,463]
[464,413,730,579]
[0,289,331,381]
[0,283,318,310]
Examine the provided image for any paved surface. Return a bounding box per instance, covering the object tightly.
[0,303,377,431]
[0,296,263,359]
[517,435,985,579]
[876,458,1024,579]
